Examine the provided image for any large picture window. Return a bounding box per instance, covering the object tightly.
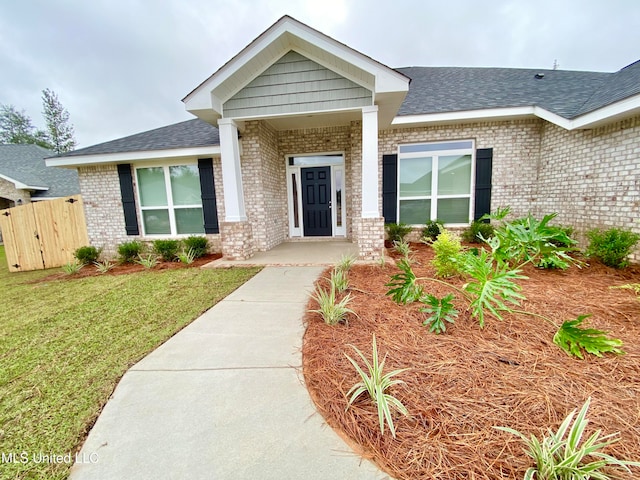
[136,164,204,235]
[398,141,474,225]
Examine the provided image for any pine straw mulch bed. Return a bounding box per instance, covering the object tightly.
[33,253,222,282]
[302,243,640,480]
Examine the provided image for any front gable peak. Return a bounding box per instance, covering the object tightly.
[183,15,409,128]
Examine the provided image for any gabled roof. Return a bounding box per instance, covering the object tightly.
[0,144,79,198]
[183,15,410,128]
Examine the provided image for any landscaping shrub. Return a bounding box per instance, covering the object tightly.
[117,240,144,263]
[461,221,494,243]
[586,227,640,268]
[422,219,444,241]
[431,229,463,277]
[385,223,412,243]
[153,239,180,262]
[74,245,100,265]
[183,236,209,258]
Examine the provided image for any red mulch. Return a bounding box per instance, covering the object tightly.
[34,253,222,282]
[302,243,640,479]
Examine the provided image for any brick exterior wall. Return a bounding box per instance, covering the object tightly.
[75,114,640,263]
[535,115,640,260]
[78,164,221,259]
[240,121,287,252]
[277,124,354,237]
[0,177,32,205]
[379,119,543,219]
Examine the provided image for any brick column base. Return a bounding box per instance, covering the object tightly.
[353,217,384,261]
[220,221,255,260]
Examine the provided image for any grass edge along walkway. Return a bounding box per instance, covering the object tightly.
[0,246,260,480]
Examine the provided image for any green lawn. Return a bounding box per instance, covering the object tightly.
[0,246,260,479]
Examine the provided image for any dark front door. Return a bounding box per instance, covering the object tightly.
[302,166,332,236]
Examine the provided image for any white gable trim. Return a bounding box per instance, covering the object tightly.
[0,172,48,191]
[45,145,222,168]
[183,16,409,127]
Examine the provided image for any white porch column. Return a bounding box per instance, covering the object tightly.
[218,118,247,222]
[361,105,379,217]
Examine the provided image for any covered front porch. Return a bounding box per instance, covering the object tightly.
[182,16,410,262]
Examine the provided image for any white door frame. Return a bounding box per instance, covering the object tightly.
[286,153,346,238]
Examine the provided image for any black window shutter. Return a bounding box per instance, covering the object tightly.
[474,148,493,221]
[382,154,398,223]
[117,164,139,235]
[198,158,219,234]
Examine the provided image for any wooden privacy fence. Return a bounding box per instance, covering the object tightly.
[0,195,89,272]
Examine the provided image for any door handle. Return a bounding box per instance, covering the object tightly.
[328,201,332,209]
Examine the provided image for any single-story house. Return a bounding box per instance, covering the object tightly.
[0,144,80,209]
[46,15,640,261]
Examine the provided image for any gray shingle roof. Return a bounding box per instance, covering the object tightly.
[56,61,640,159]
[0,144,80,198]
[57,118,220,157]
[395,66,611,118]
[573,60,640,116]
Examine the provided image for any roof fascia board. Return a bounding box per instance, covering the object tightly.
[392,100,640,130]
[0,172,48,190]
[46,145,221,168]
[391,106,539,127]
[569,93,640,129]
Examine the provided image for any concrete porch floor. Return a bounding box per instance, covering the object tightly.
[204,240,360,267]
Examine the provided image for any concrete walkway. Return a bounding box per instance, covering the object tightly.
[70,267,388,480]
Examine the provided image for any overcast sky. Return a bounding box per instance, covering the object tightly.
[1,0,639,148]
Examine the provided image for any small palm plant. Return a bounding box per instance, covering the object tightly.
[345,335,409,438]
[495,398,640,479]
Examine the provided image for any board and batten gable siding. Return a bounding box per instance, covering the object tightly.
[223,51,372,118]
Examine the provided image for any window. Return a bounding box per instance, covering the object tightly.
[398,141,473,225]
[136,165,204,235]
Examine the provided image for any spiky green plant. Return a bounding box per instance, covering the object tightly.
[385,258,424,304]
[330,267,349,294]
[135,254,159,269]
[61,260,83,275]
[310,282,354,326]
[460,249,527,327]
[553,315,624,359]
[611,283,640,299]
[345,335,409,438]
[93,260,115,274]
[495,398,640,479]
[336,253,357,272]
[393,239,413,258]
[385,222,412,243]
[177,248,196,265]
[420,293,459,334]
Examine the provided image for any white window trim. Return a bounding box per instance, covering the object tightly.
[397,140,476,226]
[135,162,204,237]
[285,152,346,238]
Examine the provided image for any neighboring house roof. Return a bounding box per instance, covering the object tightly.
[58,118,220,157]
[0,144,80,198]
